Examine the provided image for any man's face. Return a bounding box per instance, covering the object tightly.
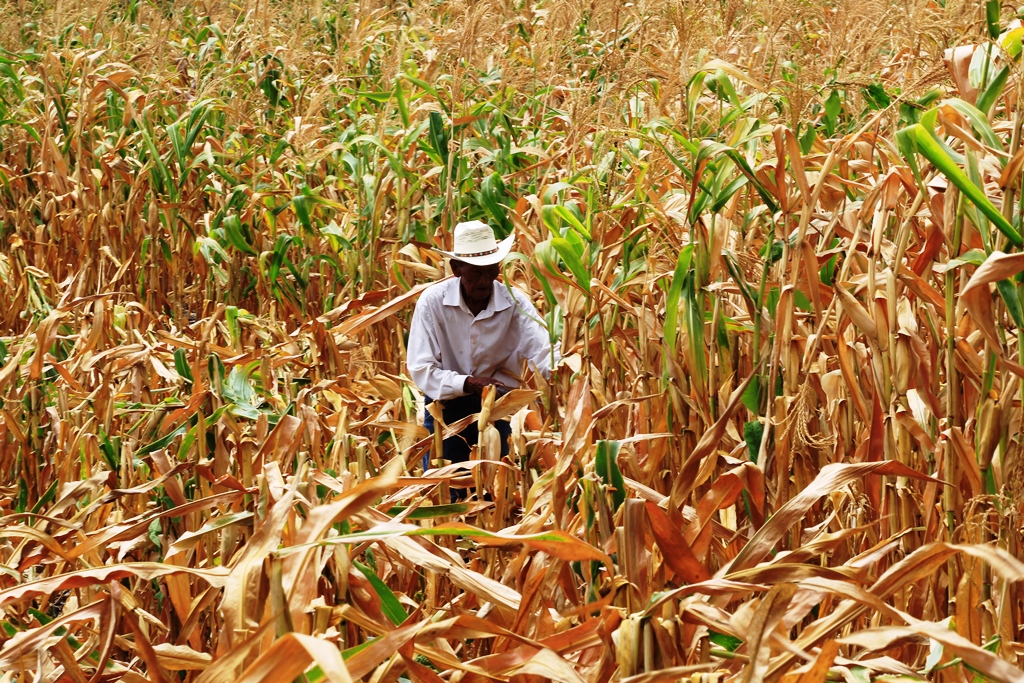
[451,261,500,303]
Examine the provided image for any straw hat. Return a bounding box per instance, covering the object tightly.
[435,221,515,266]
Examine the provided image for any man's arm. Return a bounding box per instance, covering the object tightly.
[513,291,561,379]
[407,300,470,400]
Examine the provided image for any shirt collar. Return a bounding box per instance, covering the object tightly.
[442,279,512,316]
[442,278,462,307]
[491,282,513,312]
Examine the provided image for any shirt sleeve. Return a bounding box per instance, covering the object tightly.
[512,291,560,380]
[406,295,469,400]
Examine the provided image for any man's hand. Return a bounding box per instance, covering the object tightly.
[463,376,507,396]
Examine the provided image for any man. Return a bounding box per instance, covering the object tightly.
[407,221,558,468]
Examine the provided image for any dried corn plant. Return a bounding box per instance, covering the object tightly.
[1,0,1024,682]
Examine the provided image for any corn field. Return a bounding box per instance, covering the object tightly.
[2,0,1024,681]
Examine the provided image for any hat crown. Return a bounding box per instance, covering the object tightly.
[437,220,513,265]
[451,221,499,257]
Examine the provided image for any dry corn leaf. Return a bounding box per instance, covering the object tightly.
[152,643,214,671]
[840,624,1024,683]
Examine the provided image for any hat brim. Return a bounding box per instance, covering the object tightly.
[435,234,515,266]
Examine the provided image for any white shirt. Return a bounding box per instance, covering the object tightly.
[407,278,559,400]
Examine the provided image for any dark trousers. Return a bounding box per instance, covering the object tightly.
[423,394,511,470]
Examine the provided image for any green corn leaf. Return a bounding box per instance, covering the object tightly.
[222,214,257,256]
[683,272,708,386]
[223,366,256,406]
[799,123,816,154]
[863,82,891,110]
[1003,26,1024,59]
[541,182,578,204]
[977,65,1010,116]
[697,140,779,214]
[901,123,1021,246]
[349,134,404,175]
[824,90,842,136]
[969,44,1001,90]
[291,195,313,233]
[166,119,186,178]
[428,111,449,169]
[480,172,512,237]
[710,631,743,652]
[895,126,923,185]
[686,71,706,130]
[552,205,591,240]
[398,74,446,113]
[268,235,297,285]
[137,423,189,457]
[744,420,764,461]
[741,370,761,413]
[27,608,52,625]
[98,432,120,471]
[540,205,562,234]
[530,263,559,309]
[688,190,712,225]
[270,138,291,165]
[259,65,281,108]
[0,62,26,99]
[645,120,695,181]
[943,99,1004,152]
[197,237,230,265]
[723,252,758,310]
[385,503,474,518]
[664,245,694,352]
[30,479,58,514]
[353,561,407,626]
[0,118,41,143]
[208,353,225,392]
[184,102,212,150]
[394,79,410,128]
[340,637,378,661]
[987,0,1002,39]
[947,248,988,270]
[357,90,392,103]
[229,402,261,420]
[997,279,1024,327]
[711,175,749,213]
[177,423,198,460]
[714,69,741,108]
[965,150,991,250]
[140,125,173,200]
[550,236,591,293]
[225,306,240,349]
[594,440,625,512]
[533,241,576,294]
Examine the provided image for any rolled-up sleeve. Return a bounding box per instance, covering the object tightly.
[512,292,560,379]
[407,296,469,400]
